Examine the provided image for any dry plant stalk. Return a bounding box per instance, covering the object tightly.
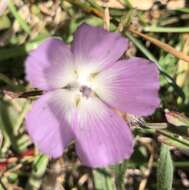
[104,7,110,31]
[176,34,189,87]
[138,139,155,190]
[129,28,189,63]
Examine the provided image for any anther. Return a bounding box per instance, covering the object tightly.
[80,86,92,98]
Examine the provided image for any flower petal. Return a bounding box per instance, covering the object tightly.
[95,57,160,116]
[71,24,128,71]
[25,38,75,90]
[25,89,75,158]
[73,96,134,168]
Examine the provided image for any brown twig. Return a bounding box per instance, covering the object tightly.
[129,28,189,62]
[3,90,42,99]
[138,138,155,190]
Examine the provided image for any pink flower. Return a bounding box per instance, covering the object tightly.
[25,24,160,168]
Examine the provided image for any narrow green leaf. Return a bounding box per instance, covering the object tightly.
[175,8,189,13]
[112,161,127,190]
[8,0,31,34]
[26,155,49,190]
[159,135,189,150]
[0,98,30,153]
[93,168,115,190]
[0,73,18,90]
[0,183,5,190]
[157,144,174,190]
[124,0,132,8]
[143,26,189,33]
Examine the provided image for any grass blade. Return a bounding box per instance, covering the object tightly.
[93,168,115,190]
[157,144,174,190]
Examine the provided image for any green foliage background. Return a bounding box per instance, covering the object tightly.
[0,0,189,189]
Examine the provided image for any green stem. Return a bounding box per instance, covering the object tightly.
[157,129,189,147]
[110,9,125,16]
[144,26,189,33]
[124,0,132,8]
[125,31,157,62]
[0,73,16,89]
[8,0,31,34]
[172,161,189,167]
[26,155,48,190]
[135,127,189,148]
[176,8,189,13]
[88,0,104,12]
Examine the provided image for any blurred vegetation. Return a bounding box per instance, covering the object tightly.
[0,0,189,189]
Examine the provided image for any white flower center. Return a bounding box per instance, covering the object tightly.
[63,66,98,100]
